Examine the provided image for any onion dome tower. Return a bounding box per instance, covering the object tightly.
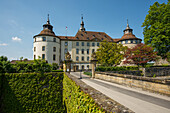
[79,15,86,32]
[118,19,142,48]
[33,14,60,64]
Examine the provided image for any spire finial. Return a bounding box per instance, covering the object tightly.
[47,14,50,24]
[127,19,129,27]
[81,14,83,21]
[79,14,85,31]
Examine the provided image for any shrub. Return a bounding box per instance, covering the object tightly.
[96,66,138,72]
[0,72,65,113]
[63,73,104,112]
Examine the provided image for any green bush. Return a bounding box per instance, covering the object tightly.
[83,72,92,77]
[96,66,138,72]
[0,72,65,113]
[63,73,104,113]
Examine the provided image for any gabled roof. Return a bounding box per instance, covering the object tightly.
[58,31,114,42]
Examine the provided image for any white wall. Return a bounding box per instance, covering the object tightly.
[33,36,60,64]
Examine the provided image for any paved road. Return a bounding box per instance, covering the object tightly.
[70,72,170,113]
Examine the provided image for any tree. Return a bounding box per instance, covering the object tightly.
[142,1,170,58]
[123,43,158,68]
[0,56,14,73]
[96,41,127,66]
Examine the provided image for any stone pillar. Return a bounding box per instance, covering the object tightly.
[64,52,72,73]
[92,62,96,78]
[63,63,67,72]
[90,52,98,79]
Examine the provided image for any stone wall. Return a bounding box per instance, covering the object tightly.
[145,67,170,77]
[95,72,170,96]
[65,72,134,113]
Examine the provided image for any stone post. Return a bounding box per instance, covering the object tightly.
[64,52,72,73]
[90,52,98,79]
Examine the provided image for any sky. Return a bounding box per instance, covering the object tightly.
[0,0,168,60]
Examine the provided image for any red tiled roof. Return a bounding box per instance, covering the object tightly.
[34,29,57,38]
[58,31,114,42]
[119,33,142,41]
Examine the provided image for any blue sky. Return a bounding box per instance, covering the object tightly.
[0,0,168,60]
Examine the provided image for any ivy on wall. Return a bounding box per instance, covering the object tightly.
[0,72,64,113]
[63,73,104,113]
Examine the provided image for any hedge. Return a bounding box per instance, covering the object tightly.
[63,73,104,113]
[96,66,139,72]
[0,72,65,113]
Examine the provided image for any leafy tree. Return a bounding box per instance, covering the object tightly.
[167,52,170,63]
[123,43,158,68]
[142,1,170,58]
[0,56,14,73]
[96,41,127,66]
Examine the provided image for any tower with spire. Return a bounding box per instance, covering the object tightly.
[79,15,86,32]
[33,14,60,64]
[123,19,133,34]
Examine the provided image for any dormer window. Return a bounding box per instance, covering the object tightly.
[42,37,46,41]
[101,38,104,40]
[76,37,79,40]
[81,34,83,36]
[65,37,68,39]
[87,37,89,40]
[93,35,95,37]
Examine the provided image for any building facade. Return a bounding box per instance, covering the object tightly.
[33,15,142,70]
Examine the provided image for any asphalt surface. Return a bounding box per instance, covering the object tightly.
[70,72,170,113]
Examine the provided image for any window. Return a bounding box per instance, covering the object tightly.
[76,49,79,54]
[121,41,123,44]
[82,42,84,46]
[87,42,90,46]
[82,56,84,61]
[82,65,84,70]
[76,65,79,70]
[87,49,89,54]
[53,47,56,52]
[92,49,95,53]
[87,56,89,61]
[76,56,79,61]
[42,46,45,51]
[81,34,83,36]
[87,37,89,40]
[92,42,95,46]
[125,40,128,44]
[65,42,68,46]
[97,43,99,46]
[34,47,36,52]
[101,38,104,40]
[65,48,68,53]
[87,65,89,69]
[131,40,133,43]
[53,38,56,42]
[34,55,36,60]
[135,40,138,44]
[76,37,79,39]
[82,49,84,54]
[53,54,56,61]
[42,54,45,60]
[76,42,79,46]
[42,37,46,41]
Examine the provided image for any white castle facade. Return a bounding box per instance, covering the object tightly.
[33,15,142,70]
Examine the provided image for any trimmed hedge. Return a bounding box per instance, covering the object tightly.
[63,73,104,113]
[0,72,65,113]
[96,66,139,72]
[83,72,92,77]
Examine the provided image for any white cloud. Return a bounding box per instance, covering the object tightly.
[0,43,8,46]
[12,37,22,42]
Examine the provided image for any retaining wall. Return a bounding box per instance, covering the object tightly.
[95,72,170,96]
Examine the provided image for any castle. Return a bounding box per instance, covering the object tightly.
[33,15,142,70]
